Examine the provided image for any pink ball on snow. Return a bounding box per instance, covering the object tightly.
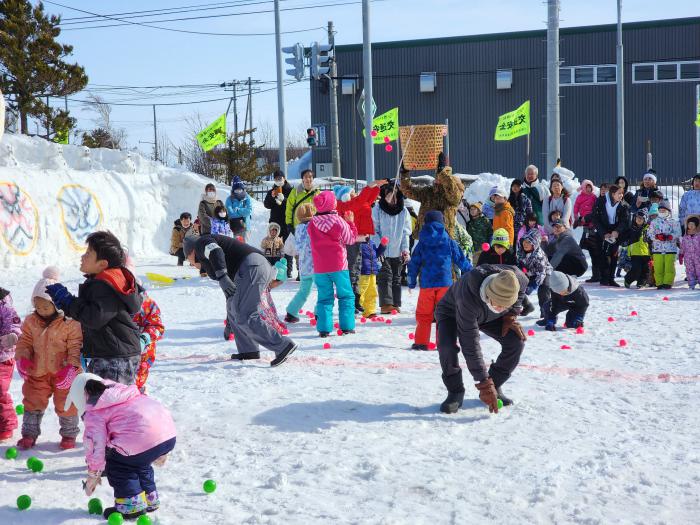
[282,329,289,335]
[527,329,535,337]
[390,309,398,315]
[408,332,415,339]
[607,317,615,322]
[385,319,392,325]
[299,309,304,314]
[560,344,571,350]
[228,334,235,341]
[576,326,585,334]
[334,322,340,329]
[360,318,367,324]
[428,342,437,350]
[481,243,490,251]
[630,311,638,316]
[336,329,343,336]
[323,343,331,349]
[618,339,627,347]
[662,296,669,301]
[310,319,317,327]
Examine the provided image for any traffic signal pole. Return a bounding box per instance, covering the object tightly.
[328,21,342,179]
[362,0,375,183]
[274,0,287,174]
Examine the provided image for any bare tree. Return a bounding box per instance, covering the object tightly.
[81,94,126,149]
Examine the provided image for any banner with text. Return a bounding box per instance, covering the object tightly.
[494,101,530,141]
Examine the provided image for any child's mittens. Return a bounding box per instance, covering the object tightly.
[55,365,79,390]
[140,333,152,353]
[83,470,102,496]
[16,358,34,380]
[45,283,76,311]
[0,333,18,349]
[380,236,390,246]
[274,259,288,282]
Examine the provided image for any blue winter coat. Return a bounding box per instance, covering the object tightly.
[225,193,253,223]
[294,223,314,277]
[407,222,472,289]
[371,206,411,258]
[679,189,700,226]
[360,240,386,275]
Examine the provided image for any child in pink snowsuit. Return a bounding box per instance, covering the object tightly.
[0,287,21,441]
[680,216,700,289]
[66,373,177,521]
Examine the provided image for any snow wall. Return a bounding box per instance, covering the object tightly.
[0,134,269,269]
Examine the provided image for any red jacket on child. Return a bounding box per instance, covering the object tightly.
[335,186,380,236]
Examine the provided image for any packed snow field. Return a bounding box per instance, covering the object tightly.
[1,258,699,524]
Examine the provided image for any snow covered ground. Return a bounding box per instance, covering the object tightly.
[1,256,699,525]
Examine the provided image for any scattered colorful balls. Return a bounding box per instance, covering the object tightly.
[481,243,490,251]
[30,459,43,473]
[323,343,331,350]
[203,479,217,494]
[607,317,615,322]
[662,296,669,301]
[336,329,343,336]
[619,339,627,347]
[526,329,535,337]
[310,319,317,327]
[26,457,38,470]
[385,319,392,325]
[630,310,638,316]
[360,318,367,324]
[408,332,415,340]
[108,512,124,525]
[560,345,572,350]
[306,311,314,317]
[15,404,24,415]
[88,497,103,515]
[136,515,153,525]
[385,144,393,152]
[370,129,378,138]
[16,494,31,511]
[383,135,390,143]
[5,447,18,460]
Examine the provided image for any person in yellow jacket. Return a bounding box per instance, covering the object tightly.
[285,169,320,233]
[623,209,651,288]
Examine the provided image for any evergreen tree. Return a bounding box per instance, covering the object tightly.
[0,0,88,135]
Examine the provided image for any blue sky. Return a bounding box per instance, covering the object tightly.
[37,0,698,160]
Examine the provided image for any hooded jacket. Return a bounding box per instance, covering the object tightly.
[68,268,143,359]
[360,239,387,275]
[83,381,176,472]
[264,181,293,235]
[492,201,515,245]
[407,221,472,289]
[225,190,253,224]
[545,229,588,272]
[622,221,651,257]
[521,179,550,225]
[14,313,82,376]
[465,214,492,248]
[0,290,21,363]
[308,211,358,274]
[679,189,700,226]
[435,265,528,382]
[371,204,411,258]
[294,222,314,276]
[285,182,320,228]
[573,182,597,227]
[197,194,224,235]
[509,191,533,233]
[646,215,682,254]
[261,223,285,258]
[517,229,552,286]
[335,185,381,236]
[170,219,194,255]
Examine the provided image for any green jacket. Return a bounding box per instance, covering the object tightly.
[465,215,492,248]
[454,222,474,257]
[285,183,320,228]
[626,224,650,257]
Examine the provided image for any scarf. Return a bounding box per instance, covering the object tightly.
[379,186,405,216]
[605,194,619,225]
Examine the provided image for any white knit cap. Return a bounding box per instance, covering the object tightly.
[643,172,657,184]
[32,266,61,307]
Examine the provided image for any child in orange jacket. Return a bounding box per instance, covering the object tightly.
[14,267,83,450]
[490,187,515,246]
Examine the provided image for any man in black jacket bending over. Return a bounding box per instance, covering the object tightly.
[183,234,297,367]
[435,265,529,414]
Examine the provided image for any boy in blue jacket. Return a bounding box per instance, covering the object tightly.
[225,176,253,239]
[358,236,388,318]
[408,211,472,350]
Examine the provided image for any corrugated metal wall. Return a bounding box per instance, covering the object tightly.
[310,18,700,186]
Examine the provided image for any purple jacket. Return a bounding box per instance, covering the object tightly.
[84,381,176,471]
[0,289,21,363]
[360,240,387,275]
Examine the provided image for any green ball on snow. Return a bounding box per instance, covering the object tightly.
[136,514,153,525]
[87,497,103,515]
[5,446,18,459]
[15,404,24,415]
[107,512,124,525]
[16,494,31,510]
[203,479,217,493]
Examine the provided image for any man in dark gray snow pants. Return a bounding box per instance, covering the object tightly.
[435,265,528,414]
[184,234,297,367]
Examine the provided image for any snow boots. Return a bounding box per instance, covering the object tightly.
[440,372,465,414]
[231,351,260,361]
[270,342,298,368]
[104,492,147,521]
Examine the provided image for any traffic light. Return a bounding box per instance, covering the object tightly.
[282,43,305,82]
[306,128,317,147]
[310,42,332,80]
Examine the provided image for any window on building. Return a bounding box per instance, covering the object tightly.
[633,61,700,83]
[559,65,616,86]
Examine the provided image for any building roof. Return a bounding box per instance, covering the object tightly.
[336,16,700,52]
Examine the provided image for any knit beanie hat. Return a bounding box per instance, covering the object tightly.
[484,270,520,308]
[295,202,316,223]
[333,185,352,203]
[32,266,61,307]
[658,201,671,212]
[231,176,245,192]
[469,202,483,212]
[549,271,570,294]
[424,210,444,224]
[313,190,337,213]
[648,203,659,216]
[643,172,657,184]
[491,228,511,249]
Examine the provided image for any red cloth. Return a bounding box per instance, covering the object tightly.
[335,186,380,235]
[414,287,448,345]
[0,359,18,433]
[95,267,137,296]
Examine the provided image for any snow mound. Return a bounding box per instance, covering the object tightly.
[464,171,582,205]
[0,134,267,269]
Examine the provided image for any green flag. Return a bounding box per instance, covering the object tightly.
[363,107,399,144]
[494,101,530,141]
[53,129,69,144]
[197,114,227,152]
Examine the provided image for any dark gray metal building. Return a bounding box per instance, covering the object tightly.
[309,17,700,185]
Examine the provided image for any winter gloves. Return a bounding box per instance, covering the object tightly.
[46,283,76,311]
[475,378,499,413]
[501,313,527,341]
[218,274,237,299]
[16,358,34,380]
[655,233,674,241]
[0,333,18,349]
[83,470,102,496]
[55,365,80,390]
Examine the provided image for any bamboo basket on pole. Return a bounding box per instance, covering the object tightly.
[399,124,447,171]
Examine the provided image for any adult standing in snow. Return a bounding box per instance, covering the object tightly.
[614,176,636,208]
[285,169,320,234]
[521,165,550,226]
[632,171,659,213]
[372,182,412,314]
[679,174,700,229]
[592,184,630,287]
[436,265,528,414]
[197,183,224,236]
[225,176,253,239]
[400,153,464,239]
[183,234,297,366]
[264,170,294,278]
[508,179,533,236]
[542,179,572,233]
[545,220,588,277]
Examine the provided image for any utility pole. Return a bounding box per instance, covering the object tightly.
[362,0,375,183]
[616,0,626,181]
[233,83,238,138]
[46,95,50,138]
[248,76,254,145]
[328,20,342,179]
[274,0,287,174]
[153,104,158,162]
[546,0,561,174]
